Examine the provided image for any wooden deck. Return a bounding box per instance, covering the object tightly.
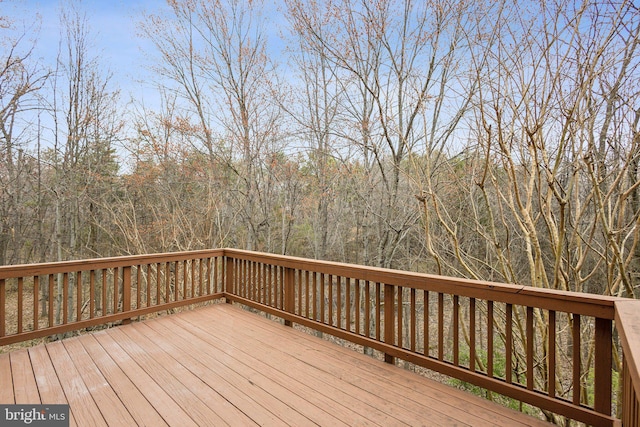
[0,303,550,426]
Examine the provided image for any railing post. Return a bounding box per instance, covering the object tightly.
[225,257,234,303]
[122,266,132,325]
[384,284,395,364]
[594,317,612,415]
[284,267,295,327]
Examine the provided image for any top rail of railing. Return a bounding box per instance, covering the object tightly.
[0,249,225,279]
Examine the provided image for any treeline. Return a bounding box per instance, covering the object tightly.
[1,0,639,299]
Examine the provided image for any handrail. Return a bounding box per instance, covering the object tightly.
[0,249,225,279]
[2,248,638,426]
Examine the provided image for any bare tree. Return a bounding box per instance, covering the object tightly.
[45,3,122,321]
[282,1,343,259]
[141,0,285,252]
[0,19,49,265]
[287,0,479,268]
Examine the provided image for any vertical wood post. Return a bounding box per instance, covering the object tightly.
[548,310,556,397]
[284,267,295,327]
[384,284,395,364]
[17,278,23,333]
[572,314,581,405]
[48,275,54,328]
[63,273,69,325]
[225,257,234,303]
[0,279,5,337]
[594,317,612,415]
[122,266,132,325]
[33,276,39,332]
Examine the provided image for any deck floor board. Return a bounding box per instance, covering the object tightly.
[190,307,503,426]
[133,321,318,426]
[177,308,462,426]
[142,316,351,426]
[0,303,551,426]
[0,353,14,404]
[28,345,79,426]
[46,340,108,427]
[90,331,198,427]
[72,335,157,427]
[9,350,40,404]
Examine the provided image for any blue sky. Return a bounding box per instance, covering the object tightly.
[3,0,171,105]
[3,0,287,109]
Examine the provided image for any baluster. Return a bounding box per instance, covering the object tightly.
[206,258,212,295]
[375,282,381,341]
[90,270,96,318]
[397,286,403,349]
[146,265,152,307]
[424,290,429,357]
[180,260,186,300]
[506,303,513,384]
[298,270,303,316]
[355,279,360,335]
[77,271,82,322]
[345,277,351,332]
[336,276,341,329]
[328,275,333,326]
[48,275,54,327]
[155,263,161,306]
[438,293,444,361]
[0,279,4,337]
[136,266,141,310]
[63,273,69,325]
[469,298,475,371]
[364,281,370,338]
[526,306,534,390]
[102,269,107,314]
[572,314,581,405]
[265,264,271,306]
[548,310,556,397]
[165,263,171,304]
[410,288,416,352]
[33,276,39,332]
[453,295,459,365]
[487,300,494,377]
[18,277,23,333]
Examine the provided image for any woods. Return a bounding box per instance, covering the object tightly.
[0,0,640,297]
[1,1,639,423]
[1,1,639,294]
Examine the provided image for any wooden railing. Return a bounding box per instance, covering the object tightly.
[2,248,640,426]
[0,249,225,346]
[223,249,623,427]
